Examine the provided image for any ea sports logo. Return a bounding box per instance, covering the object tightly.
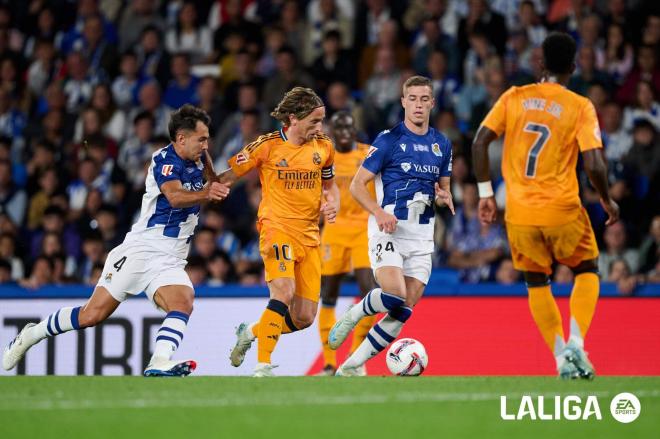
[610,392,641,423]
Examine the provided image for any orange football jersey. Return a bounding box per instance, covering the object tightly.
[331,142,375,228]
[481,82,602,226]
[228,130,335,246]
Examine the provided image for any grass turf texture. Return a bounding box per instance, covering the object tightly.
[0,376,657,438]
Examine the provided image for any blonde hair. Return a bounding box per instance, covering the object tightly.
[402,75,433,96]
[270,87,324,126]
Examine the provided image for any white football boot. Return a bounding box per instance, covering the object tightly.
[2,323,37,371]
[230,322,254,367]
[253,362,278,377]
[328,306,358,350]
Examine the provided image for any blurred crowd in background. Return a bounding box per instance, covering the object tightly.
[0,0,658,294]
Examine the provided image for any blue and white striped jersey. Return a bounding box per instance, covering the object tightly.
[362,122,452,241]
[123,144,204,259]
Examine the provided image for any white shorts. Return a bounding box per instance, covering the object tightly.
[368,233,433,284]
[97,241,193,305]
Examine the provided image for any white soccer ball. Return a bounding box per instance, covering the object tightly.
[386,338,428,376]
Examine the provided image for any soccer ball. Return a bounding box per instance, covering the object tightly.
[386,338,428,376]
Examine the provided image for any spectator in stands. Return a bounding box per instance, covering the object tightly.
[202,206,240,260]
[163,53,200,109]
[0,232,23,280]
[112,51,141,111]
[607,258,637,296]
[185,255,208,286]
[165,2,213,64]
[26,38,60,98]
[324,81,365,133]
[469,69,507,135]
[22,8,63,59]
[192,226,217,262]
[518,0,547,47]
[134,25,171,87]
[304,0,353,66]
[600,102,633,163]
[118,111,154,191]
[88,262,104,286]
[624,120,660,210]
[616,45,660,106]
[30,205,81,260]
[363,46,402,136]
[75,230,105,284]
[207,250,235,286]
[0,258,12,284]
[61,51,95,114]
[568,45,612,97]
[118,0,165,53]
[358,19,410,88]
[412,16,460,78]
[66,157,99,220]
[447,180,508,283]
[622,81,660,132]
[256,25,287,78]
[128,80,172,138]
[427,49,460,114]
[0,88,26,162]
[0,158,26,226]
[27,167,60,231]
[215,110,261,172]
[310,30,355,95]
[495,258,521,284]
[20,255,53,289]
[262,47,314,112]
[457,0,508,57]
[195,76,226,136]
[599,221,640,279]
[601,23,633,85]
[278,0,306,60]
[639,215,660,276]
[71,14,119,81]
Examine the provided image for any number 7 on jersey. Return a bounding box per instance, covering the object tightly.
[523,122,550,178]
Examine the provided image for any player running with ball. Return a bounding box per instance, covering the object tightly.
[329,76,454,376]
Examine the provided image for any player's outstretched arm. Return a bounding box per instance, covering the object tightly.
[350,166,397,233]
[161,180,229,208]
[582,149,619,225]
[215,168,239,186]
[472,125,499,225]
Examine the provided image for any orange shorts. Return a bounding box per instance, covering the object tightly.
[259,227,321,302]
[506,207,599,275]
[320,223,370,275]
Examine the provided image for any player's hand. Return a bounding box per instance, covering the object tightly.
[321,189,338,223]
[207,181,230,201]
[478,197,497,225]
[434,182,455,215]
[600,198,620,226]
[375,208,397,234]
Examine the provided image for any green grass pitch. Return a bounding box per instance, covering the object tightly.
[0,376,658,438]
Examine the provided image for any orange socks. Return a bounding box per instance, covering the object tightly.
[569,272,600,347]
[256,299,287,364]
[528,285,564,353]
[318,305,336,368]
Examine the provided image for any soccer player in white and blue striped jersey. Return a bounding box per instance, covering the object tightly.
[328,76,455,375]
[2,105,230,376]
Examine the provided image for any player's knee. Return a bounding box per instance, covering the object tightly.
[292,311,315,329]
[570,259,599,276]
[523,271,550,287]
[78,307,106,328]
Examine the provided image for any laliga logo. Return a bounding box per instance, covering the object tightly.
[500,392,641,423]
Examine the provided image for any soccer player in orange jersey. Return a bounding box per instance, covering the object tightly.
[316,111,377,376]
[217,87,340,377]
[472,33,619,379]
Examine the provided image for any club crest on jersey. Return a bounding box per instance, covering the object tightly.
[279,262,286,272]
[401,162,411,172]
[104,272,112,283]
[276,158,289,167]
[366,146,378,158]
[432,143,442,157]
[161,164,174,176]
[235,152,249,165]
[312,152,322,165]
